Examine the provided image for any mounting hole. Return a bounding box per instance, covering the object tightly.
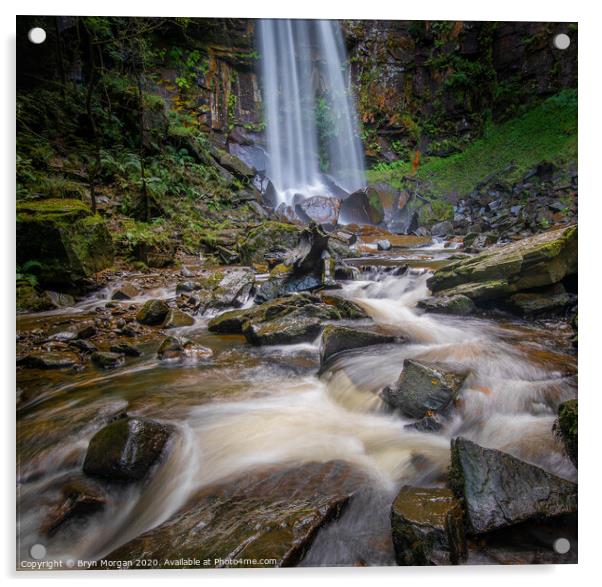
[553,33,570,50]
[30,543,46,560]
[28,27,46,44]
[553,537,571,554]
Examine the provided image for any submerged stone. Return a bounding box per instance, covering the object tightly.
[449,437,577,535]
[102,460,364,567]
[83,417,173,482]
[391,486,466,565]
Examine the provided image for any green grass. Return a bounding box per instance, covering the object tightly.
[367,89,577,196]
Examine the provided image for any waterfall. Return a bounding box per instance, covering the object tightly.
[257,19,366,206]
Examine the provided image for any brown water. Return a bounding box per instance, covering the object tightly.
[16,248,577,566]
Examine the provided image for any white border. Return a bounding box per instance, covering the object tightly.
[3,1,600,586]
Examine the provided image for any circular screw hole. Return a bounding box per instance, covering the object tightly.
[553,537,571,554]
[30,543,47,560]
[27,27,46,44]
[553,33,571,50]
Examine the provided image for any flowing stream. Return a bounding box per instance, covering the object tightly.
[257,19,366,204]
[16,246,577,566]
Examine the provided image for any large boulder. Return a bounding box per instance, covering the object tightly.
[554,399,577,467]
[136,299,170,325]
[427,225,577,302]
[391,486,466,565]
[16,198,114,288]
[208,293,369,346]
[382,360,468,419]
[102,461,363,567]
[339,187,385,225]
[320,325,397,366]
[238,221,302,265]
[295,196,341,227]
[83,416,173,482]
[449,437,577,535]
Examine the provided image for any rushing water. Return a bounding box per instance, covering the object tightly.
[16,249,577,566]
[257,19,366,204]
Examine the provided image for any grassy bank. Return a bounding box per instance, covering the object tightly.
[367,89,577,197]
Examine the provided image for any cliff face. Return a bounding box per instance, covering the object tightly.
[344,20,577,162]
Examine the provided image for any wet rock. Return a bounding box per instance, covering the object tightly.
[102,460,364,567]
[157,336,184,360]
[449,437,577,535]
[69,339,97,353]
[382,360,468,419]
[162,308,195,328]
[295,196,341,226]
[91,351,124,369]
[70,321,97,339]
[136,299,170,325]
[417,295,476,316]
[376,239,391,251]
[83,417,173,482]
[404,414,444,433]
[391,486,466,565]
[340,188,385,225]
[507,284,575,316]
[554,399,577,467]
[110,343,141,357]
[111,283,141,300]
[47,331,78,342]
[431,220,453,237]
[22,351,79,370]
[45,291,76,308]
[207,308,248,334]
[334,264,358,280]
[40,478,107,536]
[428,225,577,302]
[320,325,396,366]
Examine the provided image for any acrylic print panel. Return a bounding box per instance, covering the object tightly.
[16,16,577,570]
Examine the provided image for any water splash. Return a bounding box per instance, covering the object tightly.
[257,19,366,205]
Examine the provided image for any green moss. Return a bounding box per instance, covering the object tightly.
[367,90,577,198]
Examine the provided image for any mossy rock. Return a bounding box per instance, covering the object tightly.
[16,198,114,287]
[555,399,577,467]
[16,282,55,312]
[238,222,302,265]
[136,299,170,325]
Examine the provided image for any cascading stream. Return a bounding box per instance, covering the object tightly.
[16,259,576,565]
[257,19,366,205]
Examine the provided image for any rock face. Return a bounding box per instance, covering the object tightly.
[417,295,476,316]
[16,198,114,288]
[208,293,369,346]
[382,360,468,419]
[449,437,577,535]
[83,417,173,482]
[427,225,577,302]
[339,188,385,225]
[103,460,364,567]
[320,325,396,366]
[554,399,577,467]
[136,299,170,325]
[391,486,466,565]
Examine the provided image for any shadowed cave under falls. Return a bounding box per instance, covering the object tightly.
[258,19,366,206]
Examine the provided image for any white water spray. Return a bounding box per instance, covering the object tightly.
[257,19,366,205]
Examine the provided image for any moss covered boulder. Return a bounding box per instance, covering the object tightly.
[102,461,364,567]
[391,486,466,565]
[238,221,302,265]
[136,299,170,325]
[449,437,577,535]
[83,416,173,482]
[16,198,114,287]
[554,399,577,467]
[427,225,577,302]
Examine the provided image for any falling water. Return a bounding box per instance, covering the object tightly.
[257,19,366,205]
